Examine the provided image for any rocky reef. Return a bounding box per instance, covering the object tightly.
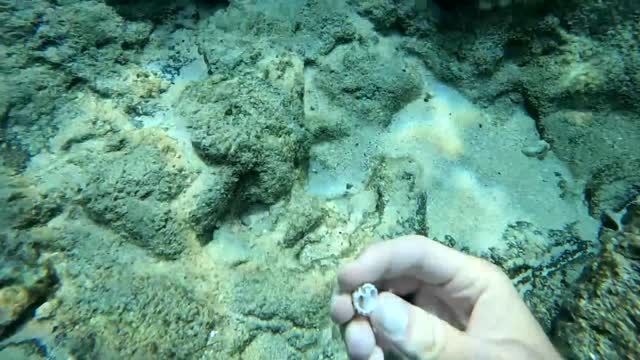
[1,0,638,358]
[552,197,640,359]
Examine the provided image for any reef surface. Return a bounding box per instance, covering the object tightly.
[0,0,638,358]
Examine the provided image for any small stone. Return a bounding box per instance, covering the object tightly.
[521,140,551,159]
[34,299,59,320]
[0,286,32,326]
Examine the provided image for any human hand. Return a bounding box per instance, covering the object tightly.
[330,235,563,360]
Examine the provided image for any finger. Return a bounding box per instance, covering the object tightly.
[378,276,421,296]
[368,346,384,360]
[330,294,354,325]
[344,318,376,360]
[338,236,469,292]
[370,292,476,360]
[413,287,465,330]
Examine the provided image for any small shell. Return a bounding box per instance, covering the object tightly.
[521,140,550,159]
[352,283,378,317]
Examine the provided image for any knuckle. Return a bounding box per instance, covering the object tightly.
[473,258,511,283]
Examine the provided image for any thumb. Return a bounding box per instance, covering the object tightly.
[369,292,476,360]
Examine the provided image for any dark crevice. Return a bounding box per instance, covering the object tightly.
[503,39,530,63]
[105,0,229,23]
[600,212,619,231]
[400,291,417,304]
[414,192,429,237]
[373,185,385,217]
[521,92,549,144]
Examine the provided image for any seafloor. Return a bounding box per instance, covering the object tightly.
[0,0,638,359]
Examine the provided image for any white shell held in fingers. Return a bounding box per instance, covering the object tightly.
[352,283,378,317]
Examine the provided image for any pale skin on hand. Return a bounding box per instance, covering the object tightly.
[330,235,563,360]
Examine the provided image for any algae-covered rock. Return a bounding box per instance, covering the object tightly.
[104,0,226,22]
[367,156,428,239]
[29,1,152,68]
[231,269,330,329]
[551,200,640,359]
[0,0,152,170]
[483,222,596,332]
[240,333,295,359]
[539,110,640,172]
[185,167,239,243]
[225,268,336,356]
[0,342,48,360]
[280,197,325,249]
[181,70,308,204]
[82,130,192,259]
[202,0,357,64]
[4,0,639,359]
[352,0,437,34]
[388,0,640,229]
[352,0,403,30]
[0,230,58,337]
[621,198,640,233]
[316,42,423,126]
[441,220,597,333]
[53,245,225,359]
[584,160,640,216]
[396,0,640,115]
[540,109,640,216]
[294,1,358,61]
[0,170,64,231]
[0,286,32,328]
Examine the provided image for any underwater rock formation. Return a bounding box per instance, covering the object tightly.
[0,0,638,359]
[389,0,640,221]
[315,42,423,126]
[0,237,57,339]
[367,157,429,239]
[82,130,192,259]
[481,222,595,332]
[180,63,308,204]
[0,0,152,171]
[552,198,640,359]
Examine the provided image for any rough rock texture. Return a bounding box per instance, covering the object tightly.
[45,220,224,359]
[316,42,423,126]
[540,109,640,217]
[181,69,308,204]
[367,156,429,239]
[357,0,640,219]
[551,198,640,359]
[0,344,47,360]
[475,0,546,11]
[104,0,227,22]
[438,219,597,333]
[82,130,193,259]
[1,0,638,359]
[584,159,640,216]
[0,170,61,338]
[185,167,239,243]
[0,230,58,338]
[0,0,152,171]
[279,197,325,249]
[486,222,595,332]
[352,0,439,32]
[204,0,357,65]
[541,110,640,173]
[230,269,331,329]
[0,178,64,231]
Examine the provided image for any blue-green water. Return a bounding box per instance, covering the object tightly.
[0,1,638,359]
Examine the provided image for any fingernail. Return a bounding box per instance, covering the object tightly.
[373,295,408,341]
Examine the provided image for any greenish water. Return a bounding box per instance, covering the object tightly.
[0,1,638,359]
